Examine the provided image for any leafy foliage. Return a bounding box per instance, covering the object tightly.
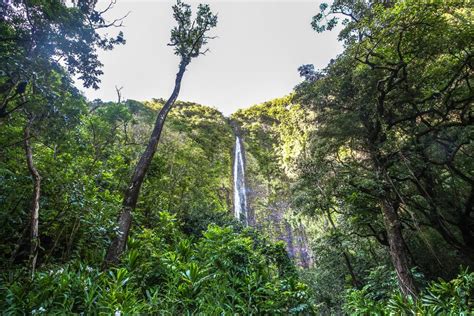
[0,93,313,312]
[0,0,126,119]
[169,0,218,58]
[1,217,313,314]
[231,96,314,266]
[344,269,474,315]
[291,0,474,312]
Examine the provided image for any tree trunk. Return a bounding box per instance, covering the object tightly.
[380,198,418,298]
[104,58,189,266]
[24,120,41,276]
[369,145,418,298]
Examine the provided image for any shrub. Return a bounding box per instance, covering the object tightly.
[344,268,474,315]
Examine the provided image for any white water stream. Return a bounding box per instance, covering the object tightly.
[233,136,248,224]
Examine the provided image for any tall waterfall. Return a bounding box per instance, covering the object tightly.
[233,136,248,224]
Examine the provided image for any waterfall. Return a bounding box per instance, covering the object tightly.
[233,136,248,224]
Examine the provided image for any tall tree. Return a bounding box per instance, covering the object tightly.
[104,0,218,266]
[304,0,473,298]
[23,114,40,276]
[1,0,125,274]
[0,0,126,119]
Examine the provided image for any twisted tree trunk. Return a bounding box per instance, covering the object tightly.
[24,119,41,276]
[373,152,418,298]
[104,58,189,266]
[379,198,418,298]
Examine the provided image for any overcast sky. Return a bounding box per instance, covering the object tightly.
[79,0,342,115]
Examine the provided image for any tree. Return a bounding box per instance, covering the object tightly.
[23,113,40,276]
[0,0,126,118]
[104,0,218,266]
[1,0,125,276]
[302,0,473,298]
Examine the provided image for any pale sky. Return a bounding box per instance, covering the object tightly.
[80,0,342,115]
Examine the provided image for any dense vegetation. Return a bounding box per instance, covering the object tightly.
[234,0,474,313]
[1,0,473,314]
[231,96,314,267]
[0,96,312,313]
[295,1,474,313]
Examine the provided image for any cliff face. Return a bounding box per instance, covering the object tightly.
[230,96,313,267]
